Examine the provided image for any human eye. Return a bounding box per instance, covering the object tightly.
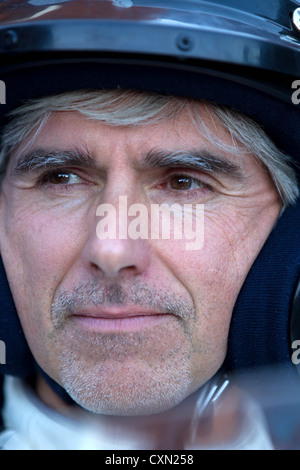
[33,166,103,197]
[151,171,214,203]
[39,170,84,186]
[167,174,209,191]
[160,171,214,195]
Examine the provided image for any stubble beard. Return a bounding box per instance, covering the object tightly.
[50,281,196,416]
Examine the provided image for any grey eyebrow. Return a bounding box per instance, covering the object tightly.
[136,149,244,181]
[12,147,96,174]
[12,146,244,182]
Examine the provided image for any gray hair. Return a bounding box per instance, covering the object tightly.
[0,89,298,206]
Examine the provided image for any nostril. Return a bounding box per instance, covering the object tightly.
[84,233,150,279]
[90,260,137,277]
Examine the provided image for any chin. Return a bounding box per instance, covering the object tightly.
[59,363,193,417]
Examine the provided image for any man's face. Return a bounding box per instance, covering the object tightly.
[0,104,281,415]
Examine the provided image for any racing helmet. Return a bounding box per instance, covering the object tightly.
[0,0,300,386]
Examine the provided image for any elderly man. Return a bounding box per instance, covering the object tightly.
[0,0,300,450]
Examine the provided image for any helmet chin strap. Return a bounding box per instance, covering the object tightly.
[0,201,300,403]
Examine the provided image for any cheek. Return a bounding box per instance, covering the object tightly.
[0,204,90,371]
[3,203,87,277]
[0,204,86,331]
[151,212,258,371]
[156,215,248,307]
[151,234,240,364]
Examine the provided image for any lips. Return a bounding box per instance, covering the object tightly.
[71,307,172,332]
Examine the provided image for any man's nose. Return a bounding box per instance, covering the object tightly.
[82,200,151,278]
